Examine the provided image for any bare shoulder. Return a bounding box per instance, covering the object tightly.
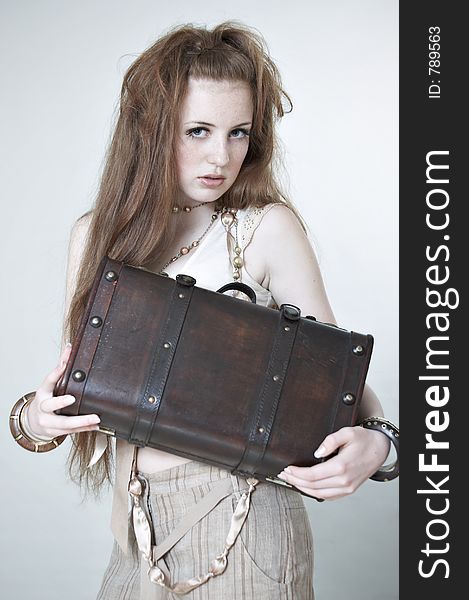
[61,211,93,346]
[74,210,93,229]
[256,203,305,240]
[66,212,93,269]
[65,211,93,297]
[249,202,312,264]
[246,203,311,281]
[243,203,306,288]
[70,211,93,247]
[249,203,336,322]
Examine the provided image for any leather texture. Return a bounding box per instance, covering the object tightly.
[55,256,373,492]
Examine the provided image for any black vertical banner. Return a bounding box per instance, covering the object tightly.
[400,2,464,598]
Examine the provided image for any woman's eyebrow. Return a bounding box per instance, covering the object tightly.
[184,121,252,127]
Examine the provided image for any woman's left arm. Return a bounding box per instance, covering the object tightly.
[246,204,390,499]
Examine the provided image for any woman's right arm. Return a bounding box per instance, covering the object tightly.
[25,214,101,439]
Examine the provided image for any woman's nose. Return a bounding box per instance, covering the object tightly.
[206,137,229,167]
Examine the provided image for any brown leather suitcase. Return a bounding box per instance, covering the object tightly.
[55,256,373,494]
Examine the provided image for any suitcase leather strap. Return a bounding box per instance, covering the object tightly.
[235,304,301,476]
[62,257,125,414]
[129,275,196,446]
[339,331,371,426]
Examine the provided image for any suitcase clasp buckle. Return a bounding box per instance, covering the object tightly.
[98,426,116,437]
[265,475,294,488]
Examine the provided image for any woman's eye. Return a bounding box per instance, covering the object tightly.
[230,128,250,138]
[186,127,250,139]
[187,127,208,138]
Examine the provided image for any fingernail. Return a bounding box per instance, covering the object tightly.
[314,445,326,458]
[66,396,76,404]
[284,466,292,474]
[66,342,72,348]
[277,472,287,480]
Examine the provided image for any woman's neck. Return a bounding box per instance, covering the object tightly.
[172,202,220,239]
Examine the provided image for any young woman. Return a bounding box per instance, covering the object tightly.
[10,22,395,599]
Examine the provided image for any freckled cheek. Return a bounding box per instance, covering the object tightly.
[231,145,250,174]
[176,147,199,182]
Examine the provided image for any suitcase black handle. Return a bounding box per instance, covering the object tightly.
[216,282,257,304]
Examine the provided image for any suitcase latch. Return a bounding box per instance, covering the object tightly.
[265,475,294,488]
[98,426,116,437]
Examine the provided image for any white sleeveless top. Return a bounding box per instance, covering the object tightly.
[111,203,281,551]
[161,203,278,308]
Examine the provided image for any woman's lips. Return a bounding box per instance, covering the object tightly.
[198,176,226,188]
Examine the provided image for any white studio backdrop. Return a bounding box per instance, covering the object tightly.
[0,1,398,599]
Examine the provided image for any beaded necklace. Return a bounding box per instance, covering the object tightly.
[159,204,243,283]
[220,208,243,282]
[159,207,220,273]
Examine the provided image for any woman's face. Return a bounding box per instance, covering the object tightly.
[176,78,253,206]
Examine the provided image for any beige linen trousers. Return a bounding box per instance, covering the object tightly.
[96,460,315,599]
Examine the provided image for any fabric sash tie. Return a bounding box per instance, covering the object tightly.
[128,448,258,595]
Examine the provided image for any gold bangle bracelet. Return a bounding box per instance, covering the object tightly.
[9,392,66,453]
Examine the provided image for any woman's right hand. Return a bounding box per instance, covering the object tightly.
[26,343,101,439]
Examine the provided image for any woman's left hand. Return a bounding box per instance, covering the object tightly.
[277,426,390,500]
